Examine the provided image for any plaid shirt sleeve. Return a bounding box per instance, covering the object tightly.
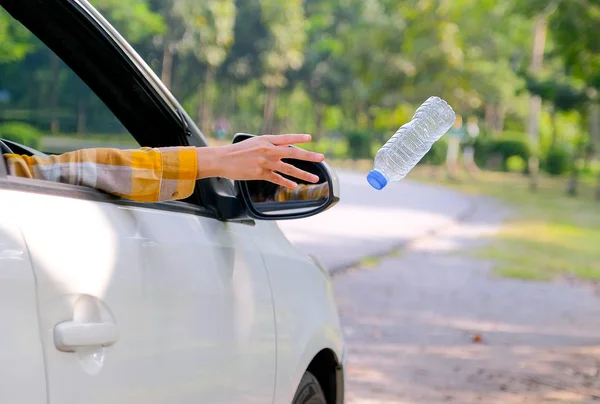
[3,146,198,202]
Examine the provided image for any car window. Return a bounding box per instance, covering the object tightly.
[0,8,139,155]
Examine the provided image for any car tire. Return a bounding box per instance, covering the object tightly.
[292,371,327,404]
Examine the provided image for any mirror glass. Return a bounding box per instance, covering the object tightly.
[245,159,331,217]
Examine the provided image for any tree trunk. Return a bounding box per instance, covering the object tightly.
[589,103,600,201]
[50,53,61,135]
[591,103,600,158]
[200,67,216,137]
[526,15,548,192]
[485,104,496,134]
[263,86,279,135]
[356,102,369,130]
[550,108,558,148]
[272,118,282,139]
[77,96,88,136]
[315,103,325,141]
[566,146,581,197]
[446,136,460,180]
[566,173,578,197]
[495,105,506,132]
[161,41,174,90]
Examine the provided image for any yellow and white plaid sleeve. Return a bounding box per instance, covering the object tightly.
[3,146,198,202]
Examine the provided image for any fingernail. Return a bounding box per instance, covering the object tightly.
[303,134,312,141]
[311,175,319,182]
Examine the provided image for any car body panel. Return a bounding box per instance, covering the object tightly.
[250,221,345,404]
[5,184,276,403]
[0,195,47,403]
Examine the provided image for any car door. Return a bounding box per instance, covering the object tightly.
[0,167,47,404]
[7,184,276,404]
[0,1,276,402]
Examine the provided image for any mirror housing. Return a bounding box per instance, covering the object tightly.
[233,133,340,221]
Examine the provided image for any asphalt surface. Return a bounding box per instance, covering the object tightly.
[280,173,600,403]
[277,170,474,271]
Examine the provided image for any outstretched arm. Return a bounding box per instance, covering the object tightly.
[4,146,199,202]
[3,134,324,203]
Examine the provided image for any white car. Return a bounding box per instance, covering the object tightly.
[0,0,346,403]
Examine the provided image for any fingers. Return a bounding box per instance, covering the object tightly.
[274,161,320,183]
[279,146,325,162]
[259,134,325,162]
[251,134,324,189]
[263,134,313,145]
[266,171,298,189]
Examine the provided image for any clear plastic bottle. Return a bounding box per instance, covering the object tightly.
[367,96,456,190]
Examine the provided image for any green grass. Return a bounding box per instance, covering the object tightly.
[359,256,382,269]
[409,167,600,281]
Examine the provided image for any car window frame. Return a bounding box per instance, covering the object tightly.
[0,0,228,220]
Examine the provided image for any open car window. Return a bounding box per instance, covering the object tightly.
[1,0,190,150]
[0,0,209,208]
[0,7,139,155]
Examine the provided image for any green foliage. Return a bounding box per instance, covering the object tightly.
[172,0,236,68]
[474,133,531,171]
[544,145,571,176]
[420,137,448,166]
[0,11,36,63]
[91,0,165,42]
[506,155,527,173]
[525,77,588,113]
[546,0,600,87]
[344,130,373,160]
[303,138,348,159]
[0,0,598,162]
[260,0,306,88]
[0,121,41,149]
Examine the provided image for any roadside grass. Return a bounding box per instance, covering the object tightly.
[319,155,599,282]
[408,166,600,282]
[359,256,382,269]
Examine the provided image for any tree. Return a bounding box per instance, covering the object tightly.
[0,11,36,63]
[91,0,165,42]
[292,0,352,140]
[547,0,600,199]
[172,0,236,136]
[516,0,600,195]
[259,0,306,135]
[146,0,185,90]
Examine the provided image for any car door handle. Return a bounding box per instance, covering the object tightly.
[54,321,118,352]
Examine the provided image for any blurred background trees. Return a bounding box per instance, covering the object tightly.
[1,0,599,195]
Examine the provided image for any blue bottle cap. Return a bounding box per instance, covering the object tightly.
[367,170,388,190]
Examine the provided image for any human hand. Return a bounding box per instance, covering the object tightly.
[197,134,325,189]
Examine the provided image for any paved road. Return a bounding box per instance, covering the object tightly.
[331,194,600,403]
[277,170,474,271]
[282,173,600,402]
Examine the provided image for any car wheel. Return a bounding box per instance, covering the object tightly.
[292,371,327,404]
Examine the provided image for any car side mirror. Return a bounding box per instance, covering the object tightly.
[232,133,340,220]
